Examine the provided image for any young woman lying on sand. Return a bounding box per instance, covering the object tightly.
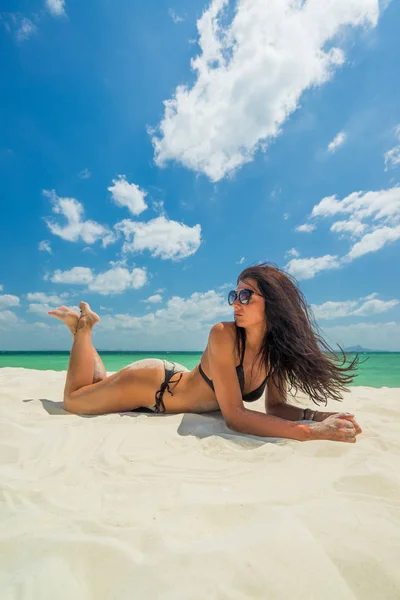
[48,263,362,443]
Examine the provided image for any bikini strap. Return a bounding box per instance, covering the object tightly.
[154,372,184,413]
[239,329,246,366]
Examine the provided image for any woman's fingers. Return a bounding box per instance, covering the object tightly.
[337,413,362,435]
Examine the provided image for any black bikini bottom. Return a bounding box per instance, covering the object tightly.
[131,360,185,414]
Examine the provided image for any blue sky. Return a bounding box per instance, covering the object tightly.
[1,0,399,351]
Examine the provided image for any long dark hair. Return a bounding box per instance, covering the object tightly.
[236,262,365,406]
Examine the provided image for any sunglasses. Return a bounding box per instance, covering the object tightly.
[228,288,263,306]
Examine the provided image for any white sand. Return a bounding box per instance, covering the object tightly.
[1,367,400,600]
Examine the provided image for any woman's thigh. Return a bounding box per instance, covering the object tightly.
[66,358,165,415]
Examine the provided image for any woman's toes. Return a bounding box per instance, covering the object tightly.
[79,301,90,314]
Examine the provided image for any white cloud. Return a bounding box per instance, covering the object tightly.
[28,303,58,315]
[344,224,400,260]
[39,240,52,254]
[218,282,234,290]
[0,310,19,325]
[46,0,66,17]
[101,289,231,336]
[50,267,94,285]
[26,292,66,304]
[236,256,245,264]
[285,255,340,281]
[169,8,184,24]
[285,248,300,259]
[311,294,399,320]
[78,168,92,179]
[108,176,148,216]
[384,125,400,171]
[0,284,3,291]
[142,294,163,304]
[88,267,148,296]
[283,213,290,220]
[152,0,379,181]
[295,223,317,233]
[0,294,20,309]
[310,187,400,259]
[327,131,347,153]
[44,190,115,247]
[116,216,201,261]
[292,186,400,277]
[15,17,37,42]
[48,265,147,296]
[330,219,367,238]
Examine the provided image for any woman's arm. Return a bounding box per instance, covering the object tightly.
[207,324,313,441]
[265,371,362,436]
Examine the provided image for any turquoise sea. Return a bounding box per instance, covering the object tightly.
[0,351,399,387]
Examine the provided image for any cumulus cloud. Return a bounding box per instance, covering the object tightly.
[290,186,400,278]
[285,255,341,281]
[50,266,94,285]
[142,294,163,304]
[48,265,148,296]
[88,267,147,296]
[0,310,19,325]
[100,289,231,335]
[27,291,71,316]
[285,248,300,259]
[295,223,317,233]
[384,125,400,171]
[152,0,380,181]
[327,131,347,153]
[26,292,66,304]
[311,187,400,259]
[39,240,52,254]
[311,294,399,320]
[44,190,115,247]
[0,294,20,309]
[46,0,66,17]
[116,216,201,261]
[108,176,148,216]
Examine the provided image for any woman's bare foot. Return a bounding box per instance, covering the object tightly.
[48,306,80,335]
[77,301,100,331]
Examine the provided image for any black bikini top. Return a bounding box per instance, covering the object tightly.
[198,336,268,402]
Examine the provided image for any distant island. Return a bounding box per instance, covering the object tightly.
[343,345,375,353]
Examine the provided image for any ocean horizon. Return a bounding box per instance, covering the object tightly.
[1,350,399,388]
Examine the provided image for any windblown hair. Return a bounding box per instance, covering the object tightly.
[236,262,365,406]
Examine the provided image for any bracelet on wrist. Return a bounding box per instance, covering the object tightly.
[303,408,316,421]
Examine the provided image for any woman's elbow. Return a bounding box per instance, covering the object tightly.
[224,409,247,432]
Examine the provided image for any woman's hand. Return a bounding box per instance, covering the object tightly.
[309,412,362,443]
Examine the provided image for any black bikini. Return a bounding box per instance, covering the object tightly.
[131,360,185,414]
[198,337,268,402]
[132,337,268,415]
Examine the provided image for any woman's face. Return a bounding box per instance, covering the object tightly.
[232,278,266,329]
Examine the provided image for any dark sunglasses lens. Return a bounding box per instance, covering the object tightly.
[228,291,236,305]
[239,290,252,305]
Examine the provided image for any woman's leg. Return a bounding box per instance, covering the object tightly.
[48,305,106,383]
[50,302,167,416]
[63,302,100,398]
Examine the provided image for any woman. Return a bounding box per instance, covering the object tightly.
[49,263,362,443]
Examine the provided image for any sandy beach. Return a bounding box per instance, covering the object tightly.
[1,367,400,599]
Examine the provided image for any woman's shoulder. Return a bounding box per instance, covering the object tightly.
[208,321,237,351]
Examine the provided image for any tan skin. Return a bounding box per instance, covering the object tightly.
[48,279,362,443]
